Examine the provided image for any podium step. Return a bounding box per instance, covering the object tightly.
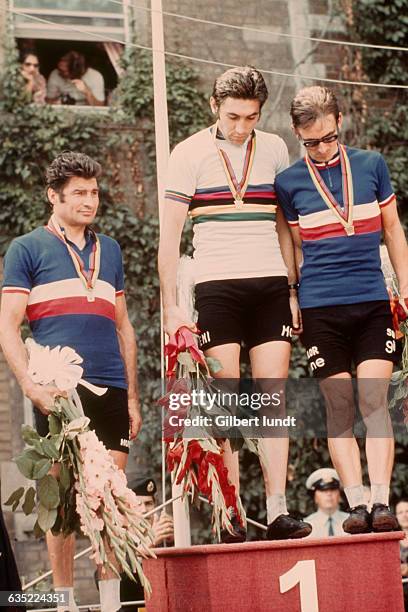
[143,532,405,612]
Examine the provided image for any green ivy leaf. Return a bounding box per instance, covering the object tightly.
[21,425,40,445]
[37,475,60,510]
[40,438,60,460]
[48,414,62,435]
[4,486,25,508]
[32,459,52,480]
[37,505,58,532]
[22,487,36,516]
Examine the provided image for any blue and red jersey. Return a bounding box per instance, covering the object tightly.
[275,146,395,308]
[2,226,127,388]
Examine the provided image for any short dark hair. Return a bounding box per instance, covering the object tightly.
[290,86,340,129]
[60,51,86,79]
[45,151,101,195]
[211,66,268,109]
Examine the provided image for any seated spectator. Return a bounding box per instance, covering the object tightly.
[396,499,408,611]
[20,52,46,104]
[305,468,349,538]
[47,51,105,106]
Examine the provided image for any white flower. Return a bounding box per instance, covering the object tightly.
[26,339,83,390]
[25,340,107,396]
[63,417,91,439]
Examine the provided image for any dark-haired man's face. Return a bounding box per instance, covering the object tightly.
[210,97,260,146]
[57,59,70,79]
[48,176,99,228]
[295,113,342,163]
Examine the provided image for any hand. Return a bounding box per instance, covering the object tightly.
[397,297,408,322]
[164,305,196,336]
[401,563,408,577]
[23,382,67,416]
[21,69,33,82]
[289,292,303,335]
[128,398,142,440]
[71,79,87,93]
[152,511,174,546]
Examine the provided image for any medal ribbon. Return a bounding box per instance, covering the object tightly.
[213,121,256,205]
[46,214,100,291]
[305,144,354,235]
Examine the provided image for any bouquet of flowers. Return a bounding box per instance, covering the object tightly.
[381,245,408,427]
[159,327,261,540]
[5,339,154,592]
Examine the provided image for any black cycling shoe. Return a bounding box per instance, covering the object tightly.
[266,514,312,540]
[220,507,247,544]
[342,504,371,534]
[371,503,399,532]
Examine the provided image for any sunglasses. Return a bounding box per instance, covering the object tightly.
[300,133,339,149]
[23,62,39,68]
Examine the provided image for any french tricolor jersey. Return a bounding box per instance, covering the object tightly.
[165,126,289,284]
[275,147,395,308]
[2,227,127,388]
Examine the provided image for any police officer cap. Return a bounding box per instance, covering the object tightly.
[306,468,341,491]
[131,476,157,496]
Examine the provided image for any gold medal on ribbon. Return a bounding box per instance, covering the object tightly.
[213,121,256,208]
[305,144,355,237]
[47,214,100,301]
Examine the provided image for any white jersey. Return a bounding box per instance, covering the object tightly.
[165,126,289,284]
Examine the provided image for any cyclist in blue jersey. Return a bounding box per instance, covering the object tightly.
[0,152,141,612]
[275,86,408,534]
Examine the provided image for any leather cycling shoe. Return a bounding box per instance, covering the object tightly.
[266,514,312,540]
[220,507,247,543]
[342,504,371,534]
[371,503,399,532]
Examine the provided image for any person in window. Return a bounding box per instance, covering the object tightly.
[20,51,46,104]
[47,51,105,106]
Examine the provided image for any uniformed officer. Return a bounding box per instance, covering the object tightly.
[305,468,348,538]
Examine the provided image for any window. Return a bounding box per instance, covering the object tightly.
[11,0,129,43]
[12,1,130,105]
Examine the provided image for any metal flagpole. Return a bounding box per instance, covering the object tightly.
[150,0,191,547]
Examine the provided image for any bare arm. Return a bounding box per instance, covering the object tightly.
[158,200,195,335]
[382,201,408,297]
[71,79,104,106]
[276,207,298,285]
[0,293,62,414]
[288,224,304,281]
[115,294,141,439]
[276,208,302,332]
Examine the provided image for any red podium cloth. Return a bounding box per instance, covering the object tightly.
[143,532,404,612]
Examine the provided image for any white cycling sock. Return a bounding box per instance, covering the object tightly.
[266,494,288,524]
[344,484,365,509]
[55,586,79,612]
[99,578,121,612]
[370,483,390,506]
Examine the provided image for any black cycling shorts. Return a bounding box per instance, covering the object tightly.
[301,300,398,378]
[35,385,130,454]
[195,276,293,351]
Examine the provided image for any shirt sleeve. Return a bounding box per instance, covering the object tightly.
[276,138,290,175]
[46,70,61,99]
[164,142,196,206]
[275,176,299,225]
[2,240,34,295]
[375,154,396,208]
[85,69,105,103]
